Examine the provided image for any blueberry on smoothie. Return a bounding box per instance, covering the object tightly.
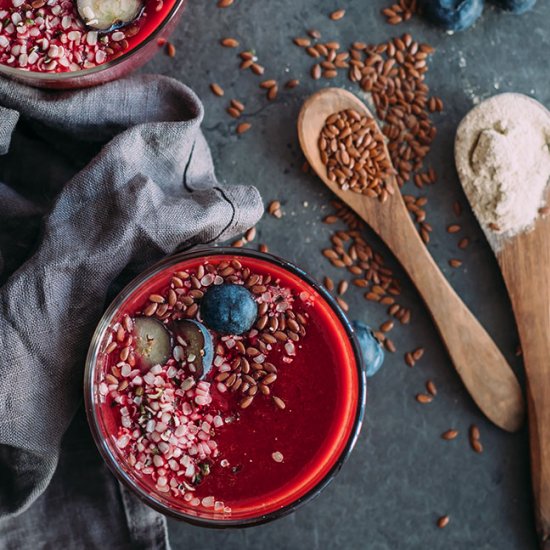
[420,0,484,31]
[133,317,171,368]
[352,320,385,377]
[200,283,258,335]
[172,320,214,379]
[491,0,536,13]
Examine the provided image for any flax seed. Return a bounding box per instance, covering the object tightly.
[426,380,437,396]
[441,429,458,440]
[330,9,346,20]
[220,37,239,47]
[437,515,450,528]
[236,122,252,135]
[416,393,433,404]
[210,83,224,97]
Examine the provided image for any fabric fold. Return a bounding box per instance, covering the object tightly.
[0,73,263,545]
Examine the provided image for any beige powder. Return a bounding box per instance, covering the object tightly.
[455,93,550,240]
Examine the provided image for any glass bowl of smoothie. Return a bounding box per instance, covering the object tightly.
[84,247,366,526]
[0,0,186,88]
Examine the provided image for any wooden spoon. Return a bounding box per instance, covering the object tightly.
[297,87,524,433]
[455,93,550,548]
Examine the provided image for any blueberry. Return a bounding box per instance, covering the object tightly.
[352,320,385,377]
[172,320,214,379]
[420,0,484,31]
[133,317,172,369]
[200,283,258,335]
[490,0,536,13]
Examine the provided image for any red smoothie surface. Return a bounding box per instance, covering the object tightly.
[93,254,360,521]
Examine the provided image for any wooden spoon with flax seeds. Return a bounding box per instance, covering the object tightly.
[298,87,524,433]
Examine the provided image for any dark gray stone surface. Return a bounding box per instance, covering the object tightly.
[143,1,549,548]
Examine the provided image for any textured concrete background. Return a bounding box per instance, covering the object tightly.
[143,1,549,548]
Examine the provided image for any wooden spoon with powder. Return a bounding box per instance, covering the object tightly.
[455,92,550,549]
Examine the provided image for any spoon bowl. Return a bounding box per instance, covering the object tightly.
[298,87,525,433]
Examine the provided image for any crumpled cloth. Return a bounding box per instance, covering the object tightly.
[0,74,263,548]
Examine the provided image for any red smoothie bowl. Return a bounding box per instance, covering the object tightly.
[84,247,366,526]
[0,0,186,88]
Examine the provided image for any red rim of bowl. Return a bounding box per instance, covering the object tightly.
[84,247,367,527]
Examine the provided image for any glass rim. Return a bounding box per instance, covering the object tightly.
[84,246,367,527]
[0,0,186,82]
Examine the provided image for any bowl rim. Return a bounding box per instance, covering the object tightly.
[84,246,367,527]
[0,0,186,82]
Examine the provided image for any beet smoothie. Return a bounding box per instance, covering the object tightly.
[87,250,364,523]
[0,0,176,72]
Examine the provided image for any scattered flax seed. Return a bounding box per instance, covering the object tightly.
[488,222,501,232]
[267,85,278,101]
[449,259,462,268]
[381,0,417,24]
[293,37,311,47]
[458,237,470,250]
[251,63,265,75]
[232,239,245,248]
[453,201,462,217]
[245,227,256,242]
[285,79,300,89]
[539,206,550,215]
[217,0,234,7]
[231,99,245,112]
[441,429,459,440]
[413,347,424,361]
[330,9,346,20]
[323,215,339,224]
[227,106,241,118]
[469,424,483,453]
[380,320,394,332]
[471,439,483,453]
[165,42,176,58]
[338,280,349,295]
[311,64,322,80]
[210,83,224,97]
[416,393,433,404]
[236,122,252,135]
[447,224,461,234]
[437,515,450,529]
[259,244,269,253]
[260,79,277,89]
[384,338,396,352]
[272,451,284,463]
[426,380,437,396]
[220,37,239,48]
[267,200,283,218]
[405,352,415,367]
[157,38,167,47]
[324,276,335,291]
[308,29,321,39]
[336,296,349,312]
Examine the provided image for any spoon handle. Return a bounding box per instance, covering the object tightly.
[498,228,550,547]
[370,195,525,432]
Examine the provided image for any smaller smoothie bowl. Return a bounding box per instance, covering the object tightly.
[0,0,186,88]
[84,247,366,526]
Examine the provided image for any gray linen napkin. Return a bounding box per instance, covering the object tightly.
[0,74,263,547]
